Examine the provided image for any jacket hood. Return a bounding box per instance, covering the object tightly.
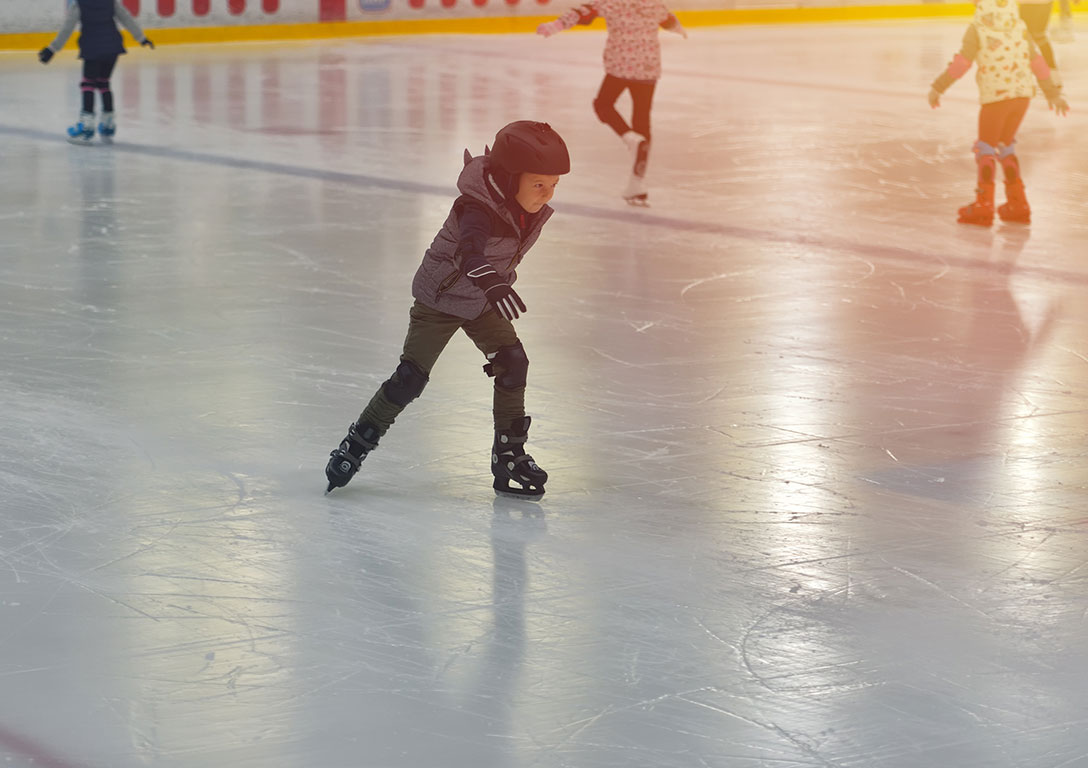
[456,152,539,230]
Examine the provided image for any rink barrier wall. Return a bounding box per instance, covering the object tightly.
[1,0,1078,50]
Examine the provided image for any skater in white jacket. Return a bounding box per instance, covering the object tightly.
[928,0,1068,226]
[538,1,686,206]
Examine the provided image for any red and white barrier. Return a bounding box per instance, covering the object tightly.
[4,0,715,35]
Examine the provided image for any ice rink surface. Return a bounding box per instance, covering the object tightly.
[2,18,1088,768]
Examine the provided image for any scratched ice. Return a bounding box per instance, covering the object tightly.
[1,20,1088,768]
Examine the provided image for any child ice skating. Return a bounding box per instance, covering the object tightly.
[1017,0,1065,72]
[325,121,570,500]
[537,1,686,206]
[39,0,154,145]
[928,0,1068,226]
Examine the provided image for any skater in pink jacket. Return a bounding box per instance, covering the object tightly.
[538,1,686,206]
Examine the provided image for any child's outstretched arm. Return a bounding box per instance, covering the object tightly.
[114,0,155,48]
[928,26,978,108]
[1028,38,1069,115]
[660,12,688,39]
[38,2,80,63]
[537,3,599,38]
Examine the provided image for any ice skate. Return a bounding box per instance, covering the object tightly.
[67,111,95,145]
[325,421,380,493]
[492,416,547,500]
[995,152,1029,223]
[997,179,1030,223]
[623,173,649,207]
[621,131,650,177]
[957,183,994,226]
[98,112,116,143]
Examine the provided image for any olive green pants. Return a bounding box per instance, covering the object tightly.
[359,300,524,434]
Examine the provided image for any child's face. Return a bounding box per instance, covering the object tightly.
[515,173,560,213]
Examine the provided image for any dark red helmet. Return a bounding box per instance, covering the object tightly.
[490,121,570,176]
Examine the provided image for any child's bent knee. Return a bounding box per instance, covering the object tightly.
[484,342,529,390]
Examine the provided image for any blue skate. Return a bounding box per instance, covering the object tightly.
[98,112,116,142]
[67,112,95,145]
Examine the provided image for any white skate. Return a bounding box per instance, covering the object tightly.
[621,131,650,177]
[623,173,649,207]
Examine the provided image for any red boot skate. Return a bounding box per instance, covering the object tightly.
[997,179,1031,223]
[997,151,1031,224]
[958,183,995,226]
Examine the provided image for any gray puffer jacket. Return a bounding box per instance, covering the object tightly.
[411,153,553,320]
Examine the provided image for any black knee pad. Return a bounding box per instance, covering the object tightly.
[382,359,429,407]
[483,342,528,390]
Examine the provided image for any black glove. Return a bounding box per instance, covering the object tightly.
[141,38,155,49]
[466,262,526,321]
[38,47,54,63]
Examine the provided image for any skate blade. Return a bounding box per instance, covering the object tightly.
[494,488,545,501]
[67,136,95,147]
[493,478,545,501]
[624,195,650,208]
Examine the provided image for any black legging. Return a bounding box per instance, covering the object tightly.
[592,75,657,141]
[81,55,119,114]
[1019,3,1058,70]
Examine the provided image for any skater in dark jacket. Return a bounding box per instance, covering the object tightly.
[325,121,570,500]
[39,0,154,144]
